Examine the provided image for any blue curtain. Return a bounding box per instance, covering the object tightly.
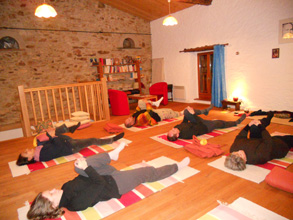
[211,45,227,107]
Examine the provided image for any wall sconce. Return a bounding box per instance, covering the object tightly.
[163,0,178,26]
[35,2,57,18]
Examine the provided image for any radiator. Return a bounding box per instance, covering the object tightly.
[173,85,185,101]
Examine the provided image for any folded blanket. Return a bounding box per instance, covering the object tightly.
[184,135,224,158]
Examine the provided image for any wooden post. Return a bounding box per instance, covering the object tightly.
[18,85,32,137]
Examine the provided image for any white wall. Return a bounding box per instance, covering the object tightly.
[151,0,293,111]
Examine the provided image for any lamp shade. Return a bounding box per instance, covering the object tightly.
[163,15,178,26]
[35,3,57,18]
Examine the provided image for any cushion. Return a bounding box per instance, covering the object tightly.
[70,116,90,122]
[184,135,224,158]
[265,166,293,193]
[71,111,90,117]
[104,123,123,133]
[80,119,91,125]
[77,122,92,130]
[36,133,49,142]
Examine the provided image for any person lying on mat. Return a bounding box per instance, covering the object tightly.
[26,142,190,219]
[124,98,182,128]
[167,105,246,141]
[16,125,125,166]
[224,112,293,171]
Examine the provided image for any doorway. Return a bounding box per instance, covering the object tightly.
[197,52,213,100]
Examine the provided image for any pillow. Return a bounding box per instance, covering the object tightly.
[36,133,50,142]
[71,111,89,117]
[77,122,92,130]
[80,119,91,125]
[104,123,123,133]
[70,116,90,122]
[265,166,293,193]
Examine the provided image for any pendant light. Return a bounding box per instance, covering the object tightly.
[163,0,178,26]
[35,1,57,18]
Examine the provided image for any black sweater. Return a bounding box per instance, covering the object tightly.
[39,134,73,162]
[59,166,121,211]
[230,125,290,164]
[175,113,208,139]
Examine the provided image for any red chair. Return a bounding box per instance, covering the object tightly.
[108,89,130,115]
[149,82,168,105]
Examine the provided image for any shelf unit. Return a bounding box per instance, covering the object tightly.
[93,60,142,94]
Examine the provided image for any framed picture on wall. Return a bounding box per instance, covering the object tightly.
[279,17,293,44]
[272,48,279,58]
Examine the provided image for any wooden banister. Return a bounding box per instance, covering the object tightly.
[18,79,110,137]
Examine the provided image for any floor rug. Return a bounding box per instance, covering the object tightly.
[208,132,293,183]
[150,125,243,149]
[17,156,199,220]
[198,197,288,220]
[120,115,183,132]
[9,138,131,177]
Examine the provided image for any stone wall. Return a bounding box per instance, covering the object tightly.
[0,0,152,129]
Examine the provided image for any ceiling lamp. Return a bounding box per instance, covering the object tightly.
[163,0,178,26]
[35,2,57,18]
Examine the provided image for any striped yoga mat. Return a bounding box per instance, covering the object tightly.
[150,125,243,149]
[120,115,183,132]
[17,156,199,220]
[9,139,131,177]
[198,197,288,220]
[208,132,293,183]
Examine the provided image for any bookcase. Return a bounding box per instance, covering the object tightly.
[93,59,142,94]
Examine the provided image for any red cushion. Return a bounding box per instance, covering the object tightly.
[36,133,49,142]
[104,123,123,133]
[77,122,92,130]
[265,166,293,193]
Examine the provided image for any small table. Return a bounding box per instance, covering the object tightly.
[128,94,157,101]
[221,99,241,111]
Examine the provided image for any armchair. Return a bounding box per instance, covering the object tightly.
[149,82,168,105]
[108,89,130,115]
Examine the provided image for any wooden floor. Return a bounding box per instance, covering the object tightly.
[0,102,292,220]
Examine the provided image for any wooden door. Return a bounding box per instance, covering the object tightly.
[197,52,213,100]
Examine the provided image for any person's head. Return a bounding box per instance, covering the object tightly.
[124,116,135,128]
[167,128,180,142]
[224,150,247,171]
[16,148,36,166]
[27,189,64,220]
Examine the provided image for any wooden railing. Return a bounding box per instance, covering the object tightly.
[18,78,110,137]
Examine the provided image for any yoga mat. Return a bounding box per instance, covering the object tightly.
[208,132,293,184]
[17,156,199,220]
[120,115,183,132]
[151,125,243,149]
[248,115,292,126]
[9,138,131,177]
[198,197,288,220]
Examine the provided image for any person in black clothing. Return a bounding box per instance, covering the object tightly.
[27,142,190,219]
[167,106,246,141]
[224,112,293,171]
[16,124,124,166]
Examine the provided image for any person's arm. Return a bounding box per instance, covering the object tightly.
[235,125,249,139]
[75,158,107,185]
